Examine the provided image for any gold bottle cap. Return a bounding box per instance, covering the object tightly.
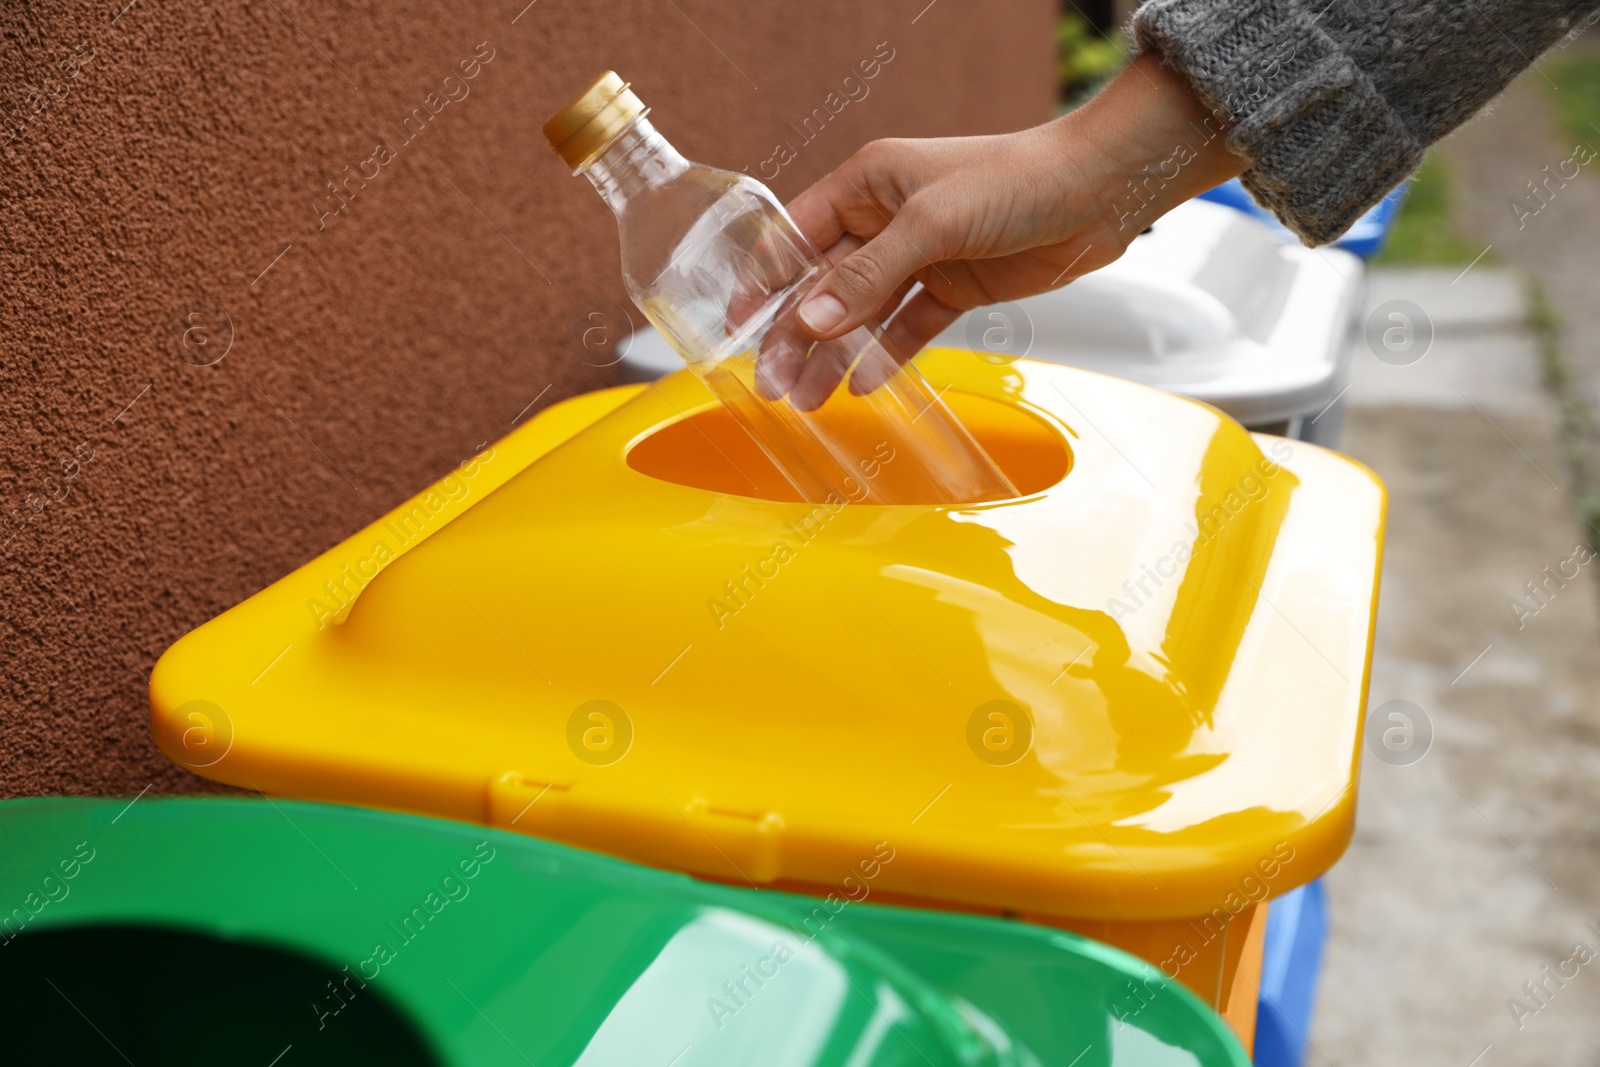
[544,71,647,170]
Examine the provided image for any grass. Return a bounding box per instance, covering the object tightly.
[1545,54,1600,149]
[1528,279,1600,539]
[1538,55,1600,541]
[1373,152,1486,265]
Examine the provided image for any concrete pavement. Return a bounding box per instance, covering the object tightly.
[1312,265,1600,1066]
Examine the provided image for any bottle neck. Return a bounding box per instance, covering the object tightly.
[581,117,688,213]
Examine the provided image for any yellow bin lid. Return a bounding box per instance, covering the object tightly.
[151,350,1385,922]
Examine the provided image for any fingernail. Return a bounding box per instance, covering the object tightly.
[798,292,846,335]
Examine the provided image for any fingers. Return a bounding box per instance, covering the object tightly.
[874,276,918,325]
[787,340,853,413]
[786,174,866,260]
[843,332,907,400]
[755,246,915,403]
[878,288,963,375]
[753,300,813,401]
[819,235,917,326]
[842,289,963,398]
[787,140,946,345]
[796,209,939,343]
[728,225,811,333]
[818,232,866,268]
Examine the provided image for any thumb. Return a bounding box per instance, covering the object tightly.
[797,212,935,341]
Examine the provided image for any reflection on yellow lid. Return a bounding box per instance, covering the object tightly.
[151,350,1385,922]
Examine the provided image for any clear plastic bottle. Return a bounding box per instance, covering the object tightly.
[544,73,1018,506]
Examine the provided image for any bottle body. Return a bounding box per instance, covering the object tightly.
[585,118,1016,506]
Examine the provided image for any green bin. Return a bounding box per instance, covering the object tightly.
[1,797,1249,1065]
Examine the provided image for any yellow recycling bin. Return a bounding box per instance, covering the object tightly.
[152,349,1385,1048]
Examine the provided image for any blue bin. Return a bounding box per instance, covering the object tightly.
[1254,880,1330,1067]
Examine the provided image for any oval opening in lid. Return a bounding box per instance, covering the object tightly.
[625,391,1072,503]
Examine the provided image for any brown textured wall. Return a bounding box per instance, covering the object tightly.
[0,0,1056,797]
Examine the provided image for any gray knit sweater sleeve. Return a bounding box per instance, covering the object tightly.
[1131,0,1600,244]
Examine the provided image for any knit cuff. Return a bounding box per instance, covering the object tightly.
[1131,0,1424,245]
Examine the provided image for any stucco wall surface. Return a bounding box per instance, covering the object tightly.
[0,0,1056,796]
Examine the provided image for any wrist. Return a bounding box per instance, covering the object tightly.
[1066,51,1248,241]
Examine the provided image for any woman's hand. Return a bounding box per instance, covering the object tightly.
[777,52,1249,389]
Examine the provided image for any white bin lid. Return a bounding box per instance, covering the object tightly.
[618,200,1364,428]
